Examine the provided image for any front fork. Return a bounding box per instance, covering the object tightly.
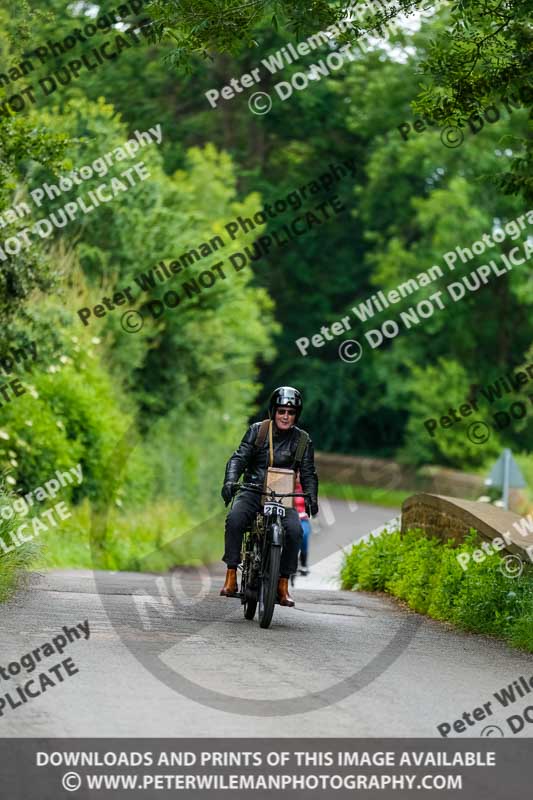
[261,520,283,580]
[270,520,283,546]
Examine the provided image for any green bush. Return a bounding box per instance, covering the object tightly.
[0,482,39,602]
[341,527,533,652]
[35,498,220,573]
[340,529,404,592]
[399,359,503,468]
[0,346,138,506]
[0,101,279,593]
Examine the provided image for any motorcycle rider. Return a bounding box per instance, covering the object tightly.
[220,386,319,607]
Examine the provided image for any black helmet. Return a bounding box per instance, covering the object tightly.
[268,386,303,422]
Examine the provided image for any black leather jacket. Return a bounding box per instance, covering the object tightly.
[224,421,319,505]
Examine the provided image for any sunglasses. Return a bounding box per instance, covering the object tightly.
[276,407,296,416]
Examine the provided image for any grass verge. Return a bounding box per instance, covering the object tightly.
[0,486,38,603]
[340,527,533,653]
[0,493,224,603]
[35,499,223,572]
[2,478,408,599]
[321,481,409,508]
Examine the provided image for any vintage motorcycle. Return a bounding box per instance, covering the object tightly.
[231,482,309,629]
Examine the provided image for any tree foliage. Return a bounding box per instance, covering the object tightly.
[148,0,533,198]
[0,0,531,587]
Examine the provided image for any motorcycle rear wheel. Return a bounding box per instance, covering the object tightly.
[244,587,258,620]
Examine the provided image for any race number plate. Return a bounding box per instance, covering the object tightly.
[264,503,285,517]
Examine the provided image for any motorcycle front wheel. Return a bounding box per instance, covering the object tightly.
[258,540,281,629]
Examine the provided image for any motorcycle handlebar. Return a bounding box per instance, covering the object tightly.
[235,482,310,499]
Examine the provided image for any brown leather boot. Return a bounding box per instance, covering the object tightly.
[277,577,295,607]
[220,568,238,596]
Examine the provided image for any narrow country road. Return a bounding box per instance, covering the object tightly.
[1,498,531,738]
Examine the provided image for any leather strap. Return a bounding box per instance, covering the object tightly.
[255,419,308,470]
[293,430,309,470]
[254,419,270,450]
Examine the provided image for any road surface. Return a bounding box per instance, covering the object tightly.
[1,498,531,738]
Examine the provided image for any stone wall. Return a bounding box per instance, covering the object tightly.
[401,493,533,559]
[315,451,416,492]
[315,451,486,497]
[315,451,524,511]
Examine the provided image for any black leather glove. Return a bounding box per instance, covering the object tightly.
[305,499,319,517]
[222,482,237,506]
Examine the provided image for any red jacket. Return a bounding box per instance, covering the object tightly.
[294,479,309,520]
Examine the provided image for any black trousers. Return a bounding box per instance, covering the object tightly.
[223,490,302,578]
